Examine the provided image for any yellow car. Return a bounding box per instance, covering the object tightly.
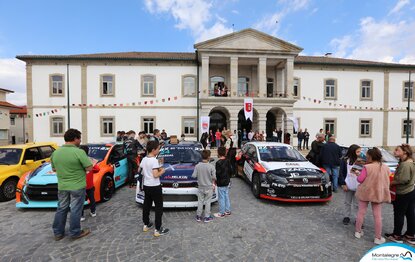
[0,142,57,201]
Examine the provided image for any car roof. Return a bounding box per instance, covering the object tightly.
[246,142,292,148]
[163,141,202,147]
[0,142,57,149]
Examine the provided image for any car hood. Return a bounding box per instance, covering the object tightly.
[260,161,321,172]
[27,163,57,185]
[160,163,197,182]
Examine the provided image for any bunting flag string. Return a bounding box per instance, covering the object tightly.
[299,96,414,112]
[34,95,183,118]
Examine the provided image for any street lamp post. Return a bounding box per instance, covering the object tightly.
[67,64,71,129]
[406,71,412,144]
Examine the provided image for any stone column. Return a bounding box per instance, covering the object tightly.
[81,64,88,143]
[201,56,209,97]
[230,56,238,97]
[276,67,284,97]
[383,71,390,147]
[285,57,294,98]
[257,57,267,98]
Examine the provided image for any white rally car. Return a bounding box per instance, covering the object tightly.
[236,142,332,202]
[136,141,218,208]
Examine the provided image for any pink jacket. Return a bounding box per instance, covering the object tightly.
[355,162,391,203]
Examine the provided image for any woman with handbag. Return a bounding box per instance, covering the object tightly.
[339,144,362,225]
[385,144,415,245]
[355,147,391,245]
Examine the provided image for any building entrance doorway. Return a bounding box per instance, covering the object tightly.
[209,110,227,133]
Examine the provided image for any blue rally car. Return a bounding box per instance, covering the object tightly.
[16,143,129,208]
[136,141,218,208]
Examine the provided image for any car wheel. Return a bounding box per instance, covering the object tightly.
[0,178,18,201]
[252,174,261,199]
[101,174,115,202]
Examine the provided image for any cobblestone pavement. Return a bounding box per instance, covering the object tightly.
[0,177,397,262]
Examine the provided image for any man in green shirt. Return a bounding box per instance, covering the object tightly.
[52,129,92,240]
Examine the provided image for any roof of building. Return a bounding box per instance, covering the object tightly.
[10,106,27,114]
[0,88,14,93]
[16,53,415,69]
[0,101,22,109]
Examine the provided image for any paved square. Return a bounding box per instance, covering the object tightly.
[0,177,395,262]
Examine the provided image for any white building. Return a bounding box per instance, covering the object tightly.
[17,29,415,148]
[0,88,21,146]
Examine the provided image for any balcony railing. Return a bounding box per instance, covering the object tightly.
[208,91,288,98]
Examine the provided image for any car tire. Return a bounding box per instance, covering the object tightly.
[0,178,18,201]
[252,174,261,199]
[101,174,115,202]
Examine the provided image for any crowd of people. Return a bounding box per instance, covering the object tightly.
[49,127,414,246]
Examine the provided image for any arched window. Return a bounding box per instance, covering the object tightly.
[210,76,225,96]
[238,77,250,97]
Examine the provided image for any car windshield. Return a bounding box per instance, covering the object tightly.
[87,145,110,161]
[361,147,398,163]
[258,146,307,162]
[158,146,202,164]
[0,148,22,165]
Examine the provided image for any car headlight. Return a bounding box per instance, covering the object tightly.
[269,173,288,184]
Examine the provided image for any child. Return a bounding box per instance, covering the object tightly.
[214,147,232,218]
[140,140,169,237]
[192,150,216,223]
[79,145,100,221]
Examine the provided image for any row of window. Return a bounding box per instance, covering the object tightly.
[49,74,197,97]
[322,118,413,138]
[50,116,197,137]
[320,79,414,101]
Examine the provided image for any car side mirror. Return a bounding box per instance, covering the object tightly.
[25,160,34,165]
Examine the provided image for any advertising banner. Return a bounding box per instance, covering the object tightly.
[200,116,210,134]
[244,98,253,121]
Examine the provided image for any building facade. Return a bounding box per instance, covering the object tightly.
[17,29,415,147]
[0,88,21,146]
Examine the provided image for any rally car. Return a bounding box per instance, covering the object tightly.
[0,142,57,201]
[16,143,131,208]
[340,145,398,172]
[236,142,332,202]
[136,140,218,208]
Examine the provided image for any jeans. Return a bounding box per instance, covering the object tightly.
[82,187,96,216]
[323,165,340,191]
[393,188,415,236]
[218,186,231,214]
[298,139,303,150]
[303,138,309,149]
[143,185,163,230]
[356,201,383,239]
[344,190,358,219]
[53,188,86,237]
[197,188,213,218]
[216,139,220,148]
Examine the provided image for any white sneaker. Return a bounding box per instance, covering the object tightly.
[355,231,364,239]
[80,216,86,222]
[90,211,96,217]
[374,237,386,245]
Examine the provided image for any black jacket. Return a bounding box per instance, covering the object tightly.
[124,138,142,156]
[307,140,324,166]
[339,158,348,186]
[319,142,342,167]
[215,159,231,187]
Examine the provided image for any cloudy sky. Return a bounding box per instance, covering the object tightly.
[0,0,414,105]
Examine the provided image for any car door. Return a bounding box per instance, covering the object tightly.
[20,147,44,176]
[243,145,256,182]
[108,144,128,188]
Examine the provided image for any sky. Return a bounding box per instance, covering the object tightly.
[0,0,414,105]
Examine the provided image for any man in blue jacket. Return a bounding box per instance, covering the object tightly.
[319,136,342,192]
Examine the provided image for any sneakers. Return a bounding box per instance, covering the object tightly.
[214,213,225,218]
[154,227,169,237]
[225,211,231,216]
[195,215,202,222]
[385,233,404,243]
[71,229,90,240]
[80,216,86,222]
[404,235,415,245]
[343,217,350,225]
[204,216,214,223]
[374,237,386,245]
[143,222,154,232]
[355,231,364,239]
[90,211,96,217]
